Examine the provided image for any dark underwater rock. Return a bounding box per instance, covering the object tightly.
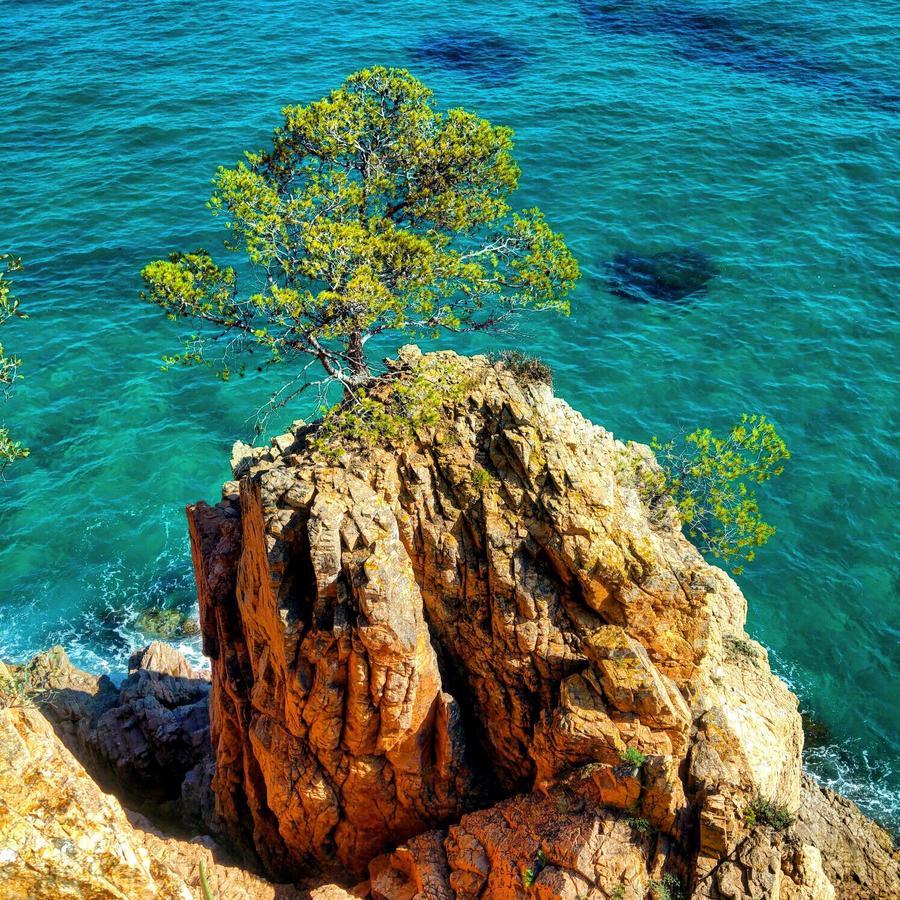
[605,247,717,304]
[576,0,646,35]
[801,710,834,750]
[576,0,899,111]
[414,31,529,84]
[670,13,827,83]
[579,1,825,80]
[136,605,200,638]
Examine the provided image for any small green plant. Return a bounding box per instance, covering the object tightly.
[0,254,28,475]
[611,883,626,900]
[642,415,789,572]
[625,816,655,837]
[199,858,215,900]
[650,874,685,900]
[619,747,648,769]
[311,358,473,460]
[471,466,495,492]
[724,634,758,665]
[491,349,553,387]
[521,848,546,888]
[745,795,794,831]
[0,667,37,710]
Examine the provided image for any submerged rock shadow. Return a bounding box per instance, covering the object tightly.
[413,30,531,85]
[605,246,718,304]
[575,0,899,111]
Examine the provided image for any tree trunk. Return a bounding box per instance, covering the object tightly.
[345,330,370,385]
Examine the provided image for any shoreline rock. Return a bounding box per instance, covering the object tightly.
[3,651,894,898]
[2,348,897,898]
[20,641,215,832]
[183,347,898,896]
[0,701,313,899]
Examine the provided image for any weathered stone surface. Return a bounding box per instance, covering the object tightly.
[792,773,900,899]
[781,843,835,900]
[25,643,213,821]
[12,644,119,751]
[584,625,691,754]
[124,809,309,900]
[0,703,348,899]
[688,625,804,872]
[187,348,814,890]
[530,670,625,787]
[306,882,370,900]
[190,475,479,878]
[0,705,193,899]
[691,826,839,900]
[129,639,197,680]
[370,788,658,900]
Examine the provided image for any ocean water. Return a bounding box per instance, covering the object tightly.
[1,0,897,832]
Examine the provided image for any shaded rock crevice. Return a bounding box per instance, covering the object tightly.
[19,642,213,838]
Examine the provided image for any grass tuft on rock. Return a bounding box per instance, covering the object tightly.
[745,795,794,831]
[491,349,553,387]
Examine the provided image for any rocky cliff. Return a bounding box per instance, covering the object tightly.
[183,347,898,898]
[19,641,214,828]
[2,347,897,899]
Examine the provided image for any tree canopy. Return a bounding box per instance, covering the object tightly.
[639,414,790,571]
[0,254,27,474]
[141,67,579,401]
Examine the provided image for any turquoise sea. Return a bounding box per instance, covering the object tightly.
[1,0,897,832]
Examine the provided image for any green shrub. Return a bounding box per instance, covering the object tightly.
[619,747,648,769]
[471,466,495,492]
[724,634,758,665]
[311,359,473,460]
[643,414,789,572]
[491,349,553,387]
[0,667,37,710]
[625,816,655,837]
[521,848,546,887]
[745,795,794,831]
[650,874,685,900]
[0,254,28,474]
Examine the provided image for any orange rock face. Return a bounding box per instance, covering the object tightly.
[185,348,837,894]
[370,789,657,899]
[189,466,479,879]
